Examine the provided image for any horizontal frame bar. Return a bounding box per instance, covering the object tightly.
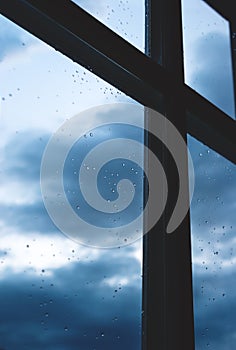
[0,0,235,165]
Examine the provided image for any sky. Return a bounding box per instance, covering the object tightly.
[182,0,235,117]
[0,0,236,349]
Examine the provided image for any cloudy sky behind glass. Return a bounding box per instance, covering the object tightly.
[182,0,235,117]
[0,0,236,349]
[0,4,143,349]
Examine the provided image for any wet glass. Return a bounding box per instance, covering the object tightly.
[182,0,235,118]
[188,135,236,349]
[0,14,143,350]
[72,0,145,52]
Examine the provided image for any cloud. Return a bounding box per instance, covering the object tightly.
[0,124,143,349]
[189,31,235,117]
[190,145,235,221]
[0,131,56,234]
[188,135,236,349]
[1,119,235,349]
[0,14,37,61]
[0,237,142,349]
[193,268,236,349]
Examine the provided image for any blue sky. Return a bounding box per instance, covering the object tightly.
[0,1,236,349]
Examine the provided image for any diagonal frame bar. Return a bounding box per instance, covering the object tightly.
[0,0,235,164]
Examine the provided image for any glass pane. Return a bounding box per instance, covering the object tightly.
[72,0,145,52]
[188,135,236,349]
[0,15,143,349]
[182,0,235,118]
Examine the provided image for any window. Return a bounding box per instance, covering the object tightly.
[0,1,235,349]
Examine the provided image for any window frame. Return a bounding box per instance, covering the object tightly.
[0,1,235,349]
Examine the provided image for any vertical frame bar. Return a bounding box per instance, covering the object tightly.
[142,0,195,349]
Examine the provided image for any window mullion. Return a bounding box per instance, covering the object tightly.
[142,1,195,349]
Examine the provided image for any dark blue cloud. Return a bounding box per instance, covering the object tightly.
[1,131,57,233]
[63,123,145,228]
[188,136,236,350]
[4,131,49,183]
[2,124,144,234]
[0,127,143,349]
[193,269,236,349]
[189,136,236,228]
[0,246,142,350]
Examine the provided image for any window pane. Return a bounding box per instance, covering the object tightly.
[0,15,143,350]
[188,135,236,349]
[182,0,235,118]
[72,0,145,52]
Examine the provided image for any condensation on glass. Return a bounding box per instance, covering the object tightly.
[0,14,142,350]
[72,0,145,52]
[181,0,235,118]
[188,135,236,349]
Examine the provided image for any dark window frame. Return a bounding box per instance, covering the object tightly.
[0,1,235,349]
